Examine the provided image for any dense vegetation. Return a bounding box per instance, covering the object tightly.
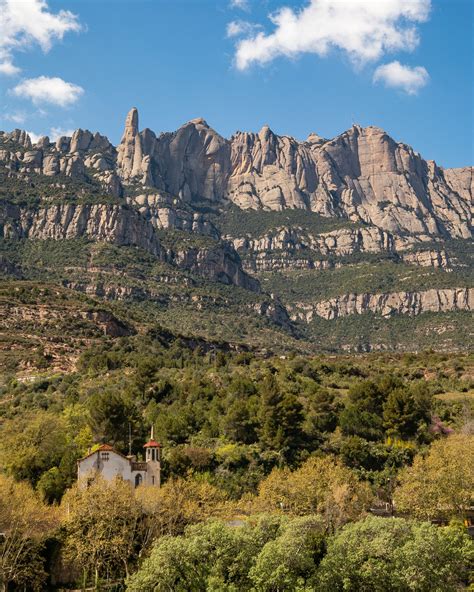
[0,329,473,590]
[215,205,357,238]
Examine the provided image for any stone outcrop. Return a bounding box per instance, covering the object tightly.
[0,202,258,292]
[127,192,218,237]
[227,126,316,211]
[1,112,472,241]
[1,203,164,256]
[111,116,471,240]
[229,226,395,258]
[402,249,452,270]
[0,128,122,197]
[165,243,260,292]
[152,118,231,202]
[288,288,473,322]
[228,225,458,271]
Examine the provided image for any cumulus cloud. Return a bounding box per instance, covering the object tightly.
[373,61,429,94]
[0,0,81,74]
[226,20,261,39]
[230,0,250,11]
[11,76,84,107]
[234,0,431,70]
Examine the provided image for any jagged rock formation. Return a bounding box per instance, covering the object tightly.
[1,110,471,242]
[288,288,473,322]
[127,192,218,237]
[230,226,395,257]
[1,203,164,256]
[0,127,122,197]
[166,243,259,291]
[228,225,456,271]
[0,110,472,351]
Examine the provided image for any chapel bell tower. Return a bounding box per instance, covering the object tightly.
[144,426,161,487]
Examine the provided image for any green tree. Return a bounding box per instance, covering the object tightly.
[249,516,326,591]
[222,398,259,444]
[126,515,317,592]
[87,389,140,451]
[305,388,341,436]
[317,516,473,592]
[135,478,227,543]
[0,411,68,486]
[383,384,431,439]
[394,434,474,521]
[0,474,59,592]
[62,477,143,587]
[258,373,304,462]
[339,380,385,441]
[255,456,372,532]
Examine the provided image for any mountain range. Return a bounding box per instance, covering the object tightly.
[0,109,472,368]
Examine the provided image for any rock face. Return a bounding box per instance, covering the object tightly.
[110,115,471,240]
[0,128,122,197]
[402,249,452,270]
[289,288,473,322]
[1,203,164,256]
[229,226,395,257]
[127,192,218,237]
[0,110,472,321]
[3,110,470,242]
[166,244,260,292]
[0,202,258,292]
[227,126,316,211]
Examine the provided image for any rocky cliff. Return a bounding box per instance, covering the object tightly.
[0,202,258,292]
[1,109,471,242]
[288,288,473,322]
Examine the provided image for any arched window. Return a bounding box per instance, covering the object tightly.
[134,474,142,488]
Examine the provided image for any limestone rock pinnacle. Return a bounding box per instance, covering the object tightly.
[117,107,143,180]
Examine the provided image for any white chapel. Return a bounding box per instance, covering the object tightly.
[77,428,161,488]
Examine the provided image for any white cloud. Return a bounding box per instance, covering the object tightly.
[2,111,26,124]
[49,126,74,141]
[24,126,74,144]
[373,61,429,94]
[0,0,81,74]
[26,130,41,144]
[226,20,260,39]
[230,0,250,11]
[234,0,431,70]
[11,76,84,107]
[0,60,20,75]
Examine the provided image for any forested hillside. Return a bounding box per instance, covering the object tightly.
[1,325,473,589]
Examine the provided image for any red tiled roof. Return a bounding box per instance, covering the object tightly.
[78,443,129,462]
[144,439,160,448]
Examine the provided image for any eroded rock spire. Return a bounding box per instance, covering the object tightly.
[117,107,143,180]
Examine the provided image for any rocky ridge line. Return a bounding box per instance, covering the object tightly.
[1,109,471,242]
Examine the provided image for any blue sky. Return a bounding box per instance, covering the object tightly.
[0,0,472,168]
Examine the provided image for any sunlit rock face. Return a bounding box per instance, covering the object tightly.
[112,111,471,240]
[1,110,471,240]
